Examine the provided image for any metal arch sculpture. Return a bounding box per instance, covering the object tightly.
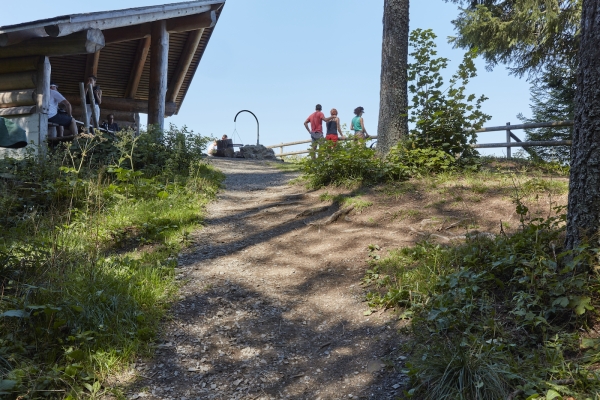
[234,110,259,146]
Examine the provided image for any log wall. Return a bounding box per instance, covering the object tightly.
[0,56,50,157]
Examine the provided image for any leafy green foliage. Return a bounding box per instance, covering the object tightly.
[365,204,600,398]
[407,29,491,165]
[301,139,462,188]
[0,125,222,397]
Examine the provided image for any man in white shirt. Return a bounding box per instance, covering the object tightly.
[48,82,78,137]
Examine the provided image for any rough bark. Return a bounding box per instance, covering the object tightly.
[377,0,410,155]
[565,0,600,249]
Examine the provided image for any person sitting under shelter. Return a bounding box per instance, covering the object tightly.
[101,114,119,132]
[48,82,78,138]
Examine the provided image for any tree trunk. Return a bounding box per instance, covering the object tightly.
[565,0,600,250]
[377,0,410,155]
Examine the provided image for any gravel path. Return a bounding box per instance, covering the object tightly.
[125,159,407,400]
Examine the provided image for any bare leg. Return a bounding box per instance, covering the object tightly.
[57,126,64,138]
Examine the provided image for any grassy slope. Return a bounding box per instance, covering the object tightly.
[0,134,223,399]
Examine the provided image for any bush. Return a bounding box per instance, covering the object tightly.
[0,125,222,398]
[365,206,600,399]
[301,139,460,188]
[406,29,491,164]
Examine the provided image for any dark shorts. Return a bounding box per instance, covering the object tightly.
[48,113,73,127]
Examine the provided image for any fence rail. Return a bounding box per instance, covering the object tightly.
[266,120,574,158]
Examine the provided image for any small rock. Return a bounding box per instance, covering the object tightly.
[392,384,401,389]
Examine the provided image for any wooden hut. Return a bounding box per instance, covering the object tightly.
[0,0,225,154]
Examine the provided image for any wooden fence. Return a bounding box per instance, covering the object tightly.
[265,120,574,158]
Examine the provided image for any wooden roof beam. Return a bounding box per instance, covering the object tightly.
[167,29,204,103]
[104,10,215,44]
[125,37,151,99]
[0,29,104,59]
[84,51,100,80]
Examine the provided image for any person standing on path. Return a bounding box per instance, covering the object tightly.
[304,104,333,158]
[325,108,345,143]
[351,106,369,139]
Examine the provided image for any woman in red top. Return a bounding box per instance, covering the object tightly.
[325,108,345,142]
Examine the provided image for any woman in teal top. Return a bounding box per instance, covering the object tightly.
[351,106,368,139]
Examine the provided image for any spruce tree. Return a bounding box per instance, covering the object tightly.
[517,65,575,163]
[445,0,581,78]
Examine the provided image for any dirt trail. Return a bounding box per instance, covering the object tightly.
[125,159,407,400]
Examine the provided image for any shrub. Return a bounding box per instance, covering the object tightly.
[365,206,600,398]
[406,29,491,165]
[0,125,221,397]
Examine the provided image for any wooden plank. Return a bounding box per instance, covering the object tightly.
[167,29,203,103]
[0,56,42,74]
[148,20,168,131]
[0,105,36,116]
[125,37,151,98]
[0,72,36,91]
[44,3,213,40]
[476,120,573,133]
[103,24,151,45]
[265,136,379,149]
[472,140,572,148]
[166,11,216,33]
[0,29,105,59]
[0,89,36,108]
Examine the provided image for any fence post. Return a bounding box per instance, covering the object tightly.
[280,143,283,156]
[506,122,511,159]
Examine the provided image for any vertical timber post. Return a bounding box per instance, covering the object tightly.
[279,144,283,156]
[79,82,89,133]
[506,122,511,159]
[149,20,169,133]
[36,56,50,147]
[87,83,99,130]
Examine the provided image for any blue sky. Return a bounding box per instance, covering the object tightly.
[2,0,533,156]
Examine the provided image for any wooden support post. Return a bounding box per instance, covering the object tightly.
[87,83,99,129]
[279,144,283,155]
[167,29,203,103]
[0,29,105,59]
[148,20,168,132]
[126,37,151,99]
[85,51,100,80]
[79,82,89,133]
[37,56,50,144]
[135,112,140,136]
[506,122,511,159]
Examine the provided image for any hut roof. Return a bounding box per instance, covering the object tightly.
[0,0,226,116]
